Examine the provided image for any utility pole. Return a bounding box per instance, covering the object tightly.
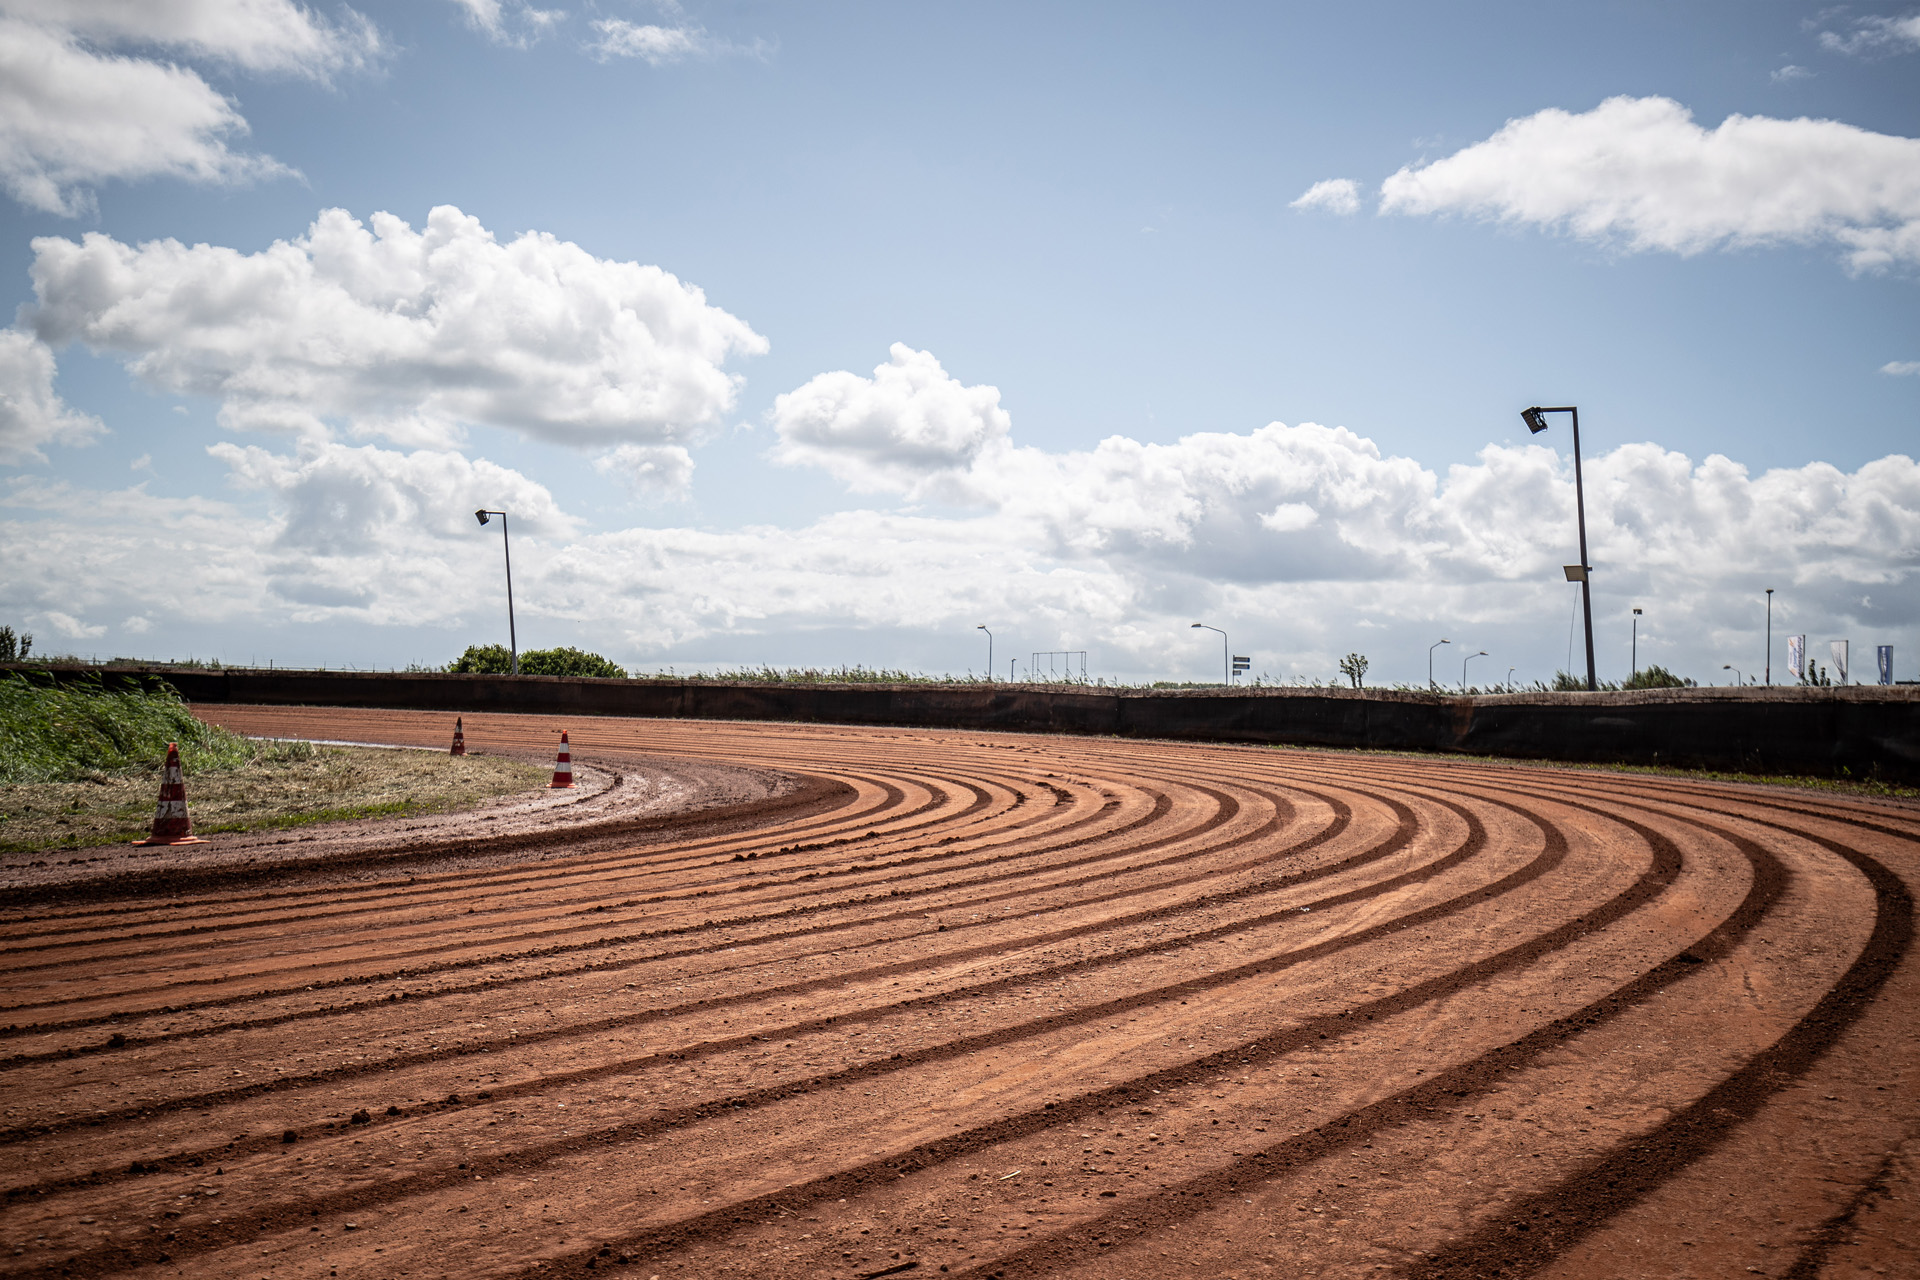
[1765,588,1774,686]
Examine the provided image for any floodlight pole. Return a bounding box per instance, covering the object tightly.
[1523,406,1596,691]
[474,508,518,675]
[1191,623,1228,684]
[977,626,992,682]
[1631,607,1642,678]
[1764,588,1774,686]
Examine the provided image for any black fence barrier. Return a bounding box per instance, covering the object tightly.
[6,665,1918,783]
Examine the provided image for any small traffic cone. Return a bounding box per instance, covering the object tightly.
[549,730,574,788]
[450,717,466,756]
[134,742,208,846]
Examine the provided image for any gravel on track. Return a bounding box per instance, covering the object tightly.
[1,705,1914,1280]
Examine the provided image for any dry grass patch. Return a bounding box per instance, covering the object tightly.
[0,745,550,854]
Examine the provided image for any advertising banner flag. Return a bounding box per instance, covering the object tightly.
[1788,634,1806,681]
[1830,639,1849,684]
[1879,645,1894,685]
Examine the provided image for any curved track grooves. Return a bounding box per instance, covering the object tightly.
[0,708,1913,1280]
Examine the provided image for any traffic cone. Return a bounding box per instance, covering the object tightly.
[134,742,208,846]
[549,730,574,788]
[450,717,466,756]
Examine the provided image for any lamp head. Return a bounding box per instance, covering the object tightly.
[475,509,490,526]
[1191,623,1202,628]
[1632,607,1642,615]
[1522,407,1550,434]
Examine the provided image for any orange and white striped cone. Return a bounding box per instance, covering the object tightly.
[549,730,574,788]
[133,742,208,846]
[450,717,466,756]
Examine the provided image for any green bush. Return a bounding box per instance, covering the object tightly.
[519,647,628,678]
[0,672,255,784]
[448,644,516,674]
[1622,664,1695,690]
[447,644,627,678]
[1550,665,1696,692]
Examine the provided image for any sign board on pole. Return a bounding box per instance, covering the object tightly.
[1787,635,1806,681]
[1879,645,1894,685]
[1830,639,1849,685]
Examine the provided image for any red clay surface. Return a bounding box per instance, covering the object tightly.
[3,706,1917,1280]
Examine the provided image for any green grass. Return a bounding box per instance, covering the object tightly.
[0,671,256,784]
[0,748,550,856]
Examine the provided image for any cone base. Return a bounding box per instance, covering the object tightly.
[132,835,210,847]
[548,782,574,789]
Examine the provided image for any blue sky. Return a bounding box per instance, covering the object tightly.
[0,1,1916,686]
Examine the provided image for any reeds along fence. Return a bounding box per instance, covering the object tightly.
[7,666,1918,783]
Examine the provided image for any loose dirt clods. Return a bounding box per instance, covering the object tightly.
[0,705,1915,1280]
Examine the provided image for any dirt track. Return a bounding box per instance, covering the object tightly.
[3,707,1916,1280]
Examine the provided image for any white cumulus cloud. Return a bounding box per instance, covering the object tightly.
[588,18,764,65]
[41,609,104,639]
[1819,12,1920,57]
[1883,360,1920,376]
[1376,95,1920,274]
[0,328,104,463]
[593,443,696,498]
[0,1,377,215]
[449,0,562,47]
[26,205,768,451]
[0,18,291,215]
[770,344,1012,498]
[0,0,380,76]
[1290,178,1362,215]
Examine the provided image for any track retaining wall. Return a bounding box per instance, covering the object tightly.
[10,665,1920,783]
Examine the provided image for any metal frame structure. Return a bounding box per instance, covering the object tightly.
[1029,650,1088,682]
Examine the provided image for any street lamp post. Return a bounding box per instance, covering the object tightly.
[1765,588,1774,686]
[473,509,518,676]
[1462,650,1488,692]
[1631,607,1642,679]
[977,626,992,682]
[1507,666,1517,691]
[1191,623,1228,684]
[1428,638,1450,691]
[1723,664,1742,687]
[1523,406,1597,691]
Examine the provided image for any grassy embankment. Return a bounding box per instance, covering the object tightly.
[0,674,549,854]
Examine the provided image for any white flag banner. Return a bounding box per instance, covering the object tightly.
[1880,645,1894,686]
[1788,635,1806,681]
[1830,639,1849,684]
